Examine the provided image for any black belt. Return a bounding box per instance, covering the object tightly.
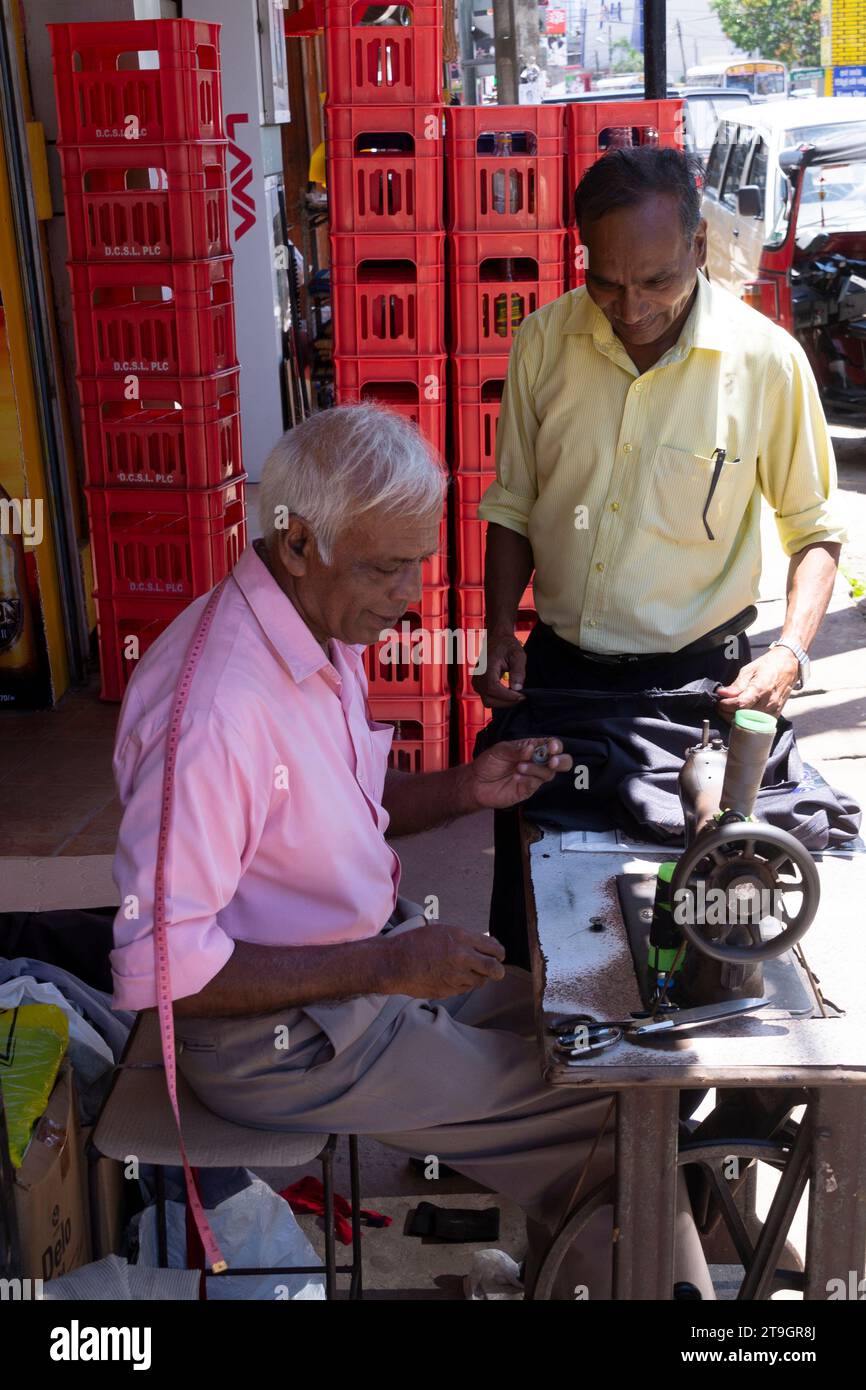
[577,606,757,666]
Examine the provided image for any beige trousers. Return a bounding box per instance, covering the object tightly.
[176,901,714,1299]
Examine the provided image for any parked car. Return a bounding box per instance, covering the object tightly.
[701,97,866,409]
[681,89,754,165]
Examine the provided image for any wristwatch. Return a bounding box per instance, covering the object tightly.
[769,638,810,691]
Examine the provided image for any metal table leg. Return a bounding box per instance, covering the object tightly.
[613,1087,680,1300]
[805,1087,866,1300]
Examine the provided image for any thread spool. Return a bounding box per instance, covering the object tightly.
[719,709,777,818]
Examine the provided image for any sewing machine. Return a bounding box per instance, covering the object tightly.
[615,709,828,1019]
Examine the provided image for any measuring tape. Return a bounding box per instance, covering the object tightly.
[153,575,233,1273]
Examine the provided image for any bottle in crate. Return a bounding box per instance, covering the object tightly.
[324,0,444,108]
[449,230,565,356]
[566,99,684,220]
[445,106,567,233]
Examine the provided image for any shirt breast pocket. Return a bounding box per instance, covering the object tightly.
[642,444,741,546]
[363,719,395,805]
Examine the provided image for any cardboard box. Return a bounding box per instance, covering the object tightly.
[79,1124,125,1260]
[14,1062,91,1281]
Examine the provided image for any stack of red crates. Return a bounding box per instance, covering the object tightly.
[326,0,448,770]
[446,106,566,760]
[565,98,683,287]
[49,18,245,701]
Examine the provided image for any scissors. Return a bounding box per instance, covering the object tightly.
[549,998,768,1062]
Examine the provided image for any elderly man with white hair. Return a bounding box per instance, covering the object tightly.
[109,404,712,1299]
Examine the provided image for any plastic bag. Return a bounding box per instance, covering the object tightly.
[464,1250,524,1300]
[135,1172,325,1300]
[0,1004,69,1166]
[0,976,115,1124]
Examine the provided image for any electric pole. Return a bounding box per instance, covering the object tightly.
[493,0,546,103]
[676,18,687,81]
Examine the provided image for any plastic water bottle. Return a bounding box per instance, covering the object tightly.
[491,130,519,217]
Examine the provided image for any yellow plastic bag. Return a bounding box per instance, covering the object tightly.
[0,1004,69,1167]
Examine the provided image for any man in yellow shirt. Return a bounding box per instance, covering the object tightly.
[474,146,845,965]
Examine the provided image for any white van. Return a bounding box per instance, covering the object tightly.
[701,96,866,297]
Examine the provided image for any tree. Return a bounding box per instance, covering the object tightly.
[710,0,821,68]
[610,38,643,74]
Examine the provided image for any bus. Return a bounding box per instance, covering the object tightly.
[685,60,787,99]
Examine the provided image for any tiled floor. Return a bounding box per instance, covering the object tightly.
[0,676,121,856]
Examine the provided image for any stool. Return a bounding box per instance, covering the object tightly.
[88,1012,363,1299]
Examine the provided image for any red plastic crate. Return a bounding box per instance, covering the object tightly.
[330,231,445,356]
[77,368,242,488]
[59,143,229,261]
[326,104,444,233]
[334,354,446,458]
[567,228,587,289]
[452,475,536,610]
[95,590,189,701]
[451,355,506,473]
[456,691,490,764]
[49,19,222,145]
[324,1,443,107]
[68,257,237,378]
[454,585,536,676]
[445,105,566,232]
[87,476,246,599]
[566,99,684,219]
[450,587,535,728]
[367,693,450,773]
[453,471,495,587]
[449,230,565,355]
[363,583,449,697]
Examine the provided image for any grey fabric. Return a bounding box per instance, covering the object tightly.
[0,957,133,1059]
[174,905,713,1298]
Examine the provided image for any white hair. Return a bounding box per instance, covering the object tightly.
[258,403,447,564]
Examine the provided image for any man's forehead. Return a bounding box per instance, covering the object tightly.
[586,195,682,247]
[344,510,441,559]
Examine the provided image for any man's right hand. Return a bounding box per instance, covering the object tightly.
[386,924,506,998]
[472,628,527,708]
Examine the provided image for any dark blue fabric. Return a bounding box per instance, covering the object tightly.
[476,678,862,850]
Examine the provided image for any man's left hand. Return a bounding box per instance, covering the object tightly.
[465,738,573,811]
[715,646,801,719]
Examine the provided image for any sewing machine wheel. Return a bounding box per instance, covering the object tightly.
[669,822,820,963]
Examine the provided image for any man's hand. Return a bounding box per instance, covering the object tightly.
[715,646,801,719]
[472,628,527,708]
[386,924,506,998]
[464,737,573,811]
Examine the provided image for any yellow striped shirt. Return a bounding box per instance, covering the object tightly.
[478,272,847,654]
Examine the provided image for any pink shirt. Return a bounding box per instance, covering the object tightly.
[110,543,400,1011]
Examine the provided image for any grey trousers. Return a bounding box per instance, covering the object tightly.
[175,901,714,1299]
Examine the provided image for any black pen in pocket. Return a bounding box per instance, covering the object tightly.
[702,447,740,540]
